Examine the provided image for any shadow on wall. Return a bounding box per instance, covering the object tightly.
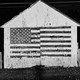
[77,49,80,67]
[0,52,2,69]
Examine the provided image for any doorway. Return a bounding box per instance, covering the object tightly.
[0,28,4,69]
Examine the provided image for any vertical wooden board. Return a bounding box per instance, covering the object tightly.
[71,25,78,67]
[4,27,11,68]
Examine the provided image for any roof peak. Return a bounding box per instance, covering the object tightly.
[1,0,80,28]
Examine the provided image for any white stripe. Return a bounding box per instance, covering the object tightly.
[31,30,40,33]
[40,38,71,40]
[10,54,40,56]
[31,39,40,42]
[40,33,71,36]
[31,35,40,37]
[10,44,40,46]
[41,52,71,54]
[40,29,71,31]
[40,43,71,45]
[10,48,40,51]
[41,47,71,50]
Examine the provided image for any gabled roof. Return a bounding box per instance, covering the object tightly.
[1,0,80,28]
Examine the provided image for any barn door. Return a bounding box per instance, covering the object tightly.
[4,27,41,68]
[40,26,72,67]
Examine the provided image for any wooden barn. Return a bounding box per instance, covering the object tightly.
[1,1,80,69]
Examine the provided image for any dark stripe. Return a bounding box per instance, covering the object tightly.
[12,51,21,53]
[41,49,71,52]
[40,31,71,33]
[31,28,40,30]
[31,26,71,29]
[10,54,71,58]
[41,45,71,47]
[23,51,40,54]
[31,37,40,39]
[31,33,40,35]
[40,36,71,38]
[31,32,40,34]
[11,51,40,54]
[31,42,40,44]
[10,46,28,49]
[40,26,71,29]
[41,54,71,57]
[10,55,40,58]
[26,56,40,58]
[27,46,40,48]
[10,46,40,49]
[41,40,71,43]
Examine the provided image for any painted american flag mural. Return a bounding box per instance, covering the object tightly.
[10,26,71,58]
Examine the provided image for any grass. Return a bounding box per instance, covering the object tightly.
[0,66,80,80]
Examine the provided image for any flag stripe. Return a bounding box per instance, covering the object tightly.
[31,26,71,29]
[40,38,71,40]
[40,43,71,45]
[31,39,40,42]
[41,49,71,52]
[40,33,71,36]
[41,47,71,50]
[40,31,71,33]
[31,37,40,39]
[31,33,40,35]
[10,46,40,49]
[11,51,40,54]
[40,29,71,31]
[41,52,71,54]
[41,45,71,47]
[11,48,40,51]
[41,40,71,43]
[10,55,40,58]
[41,54,71,57]
[40,36,71,38]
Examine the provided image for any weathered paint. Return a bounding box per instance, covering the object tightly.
[2,1,79,68]
[41,57,72,67]
[77,49,80,66]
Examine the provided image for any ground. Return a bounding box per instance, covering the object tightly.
[0,66,80,80]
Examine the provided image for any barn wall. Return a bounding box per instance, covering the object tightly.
[3,1,78,68]
[4,25,78,68]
